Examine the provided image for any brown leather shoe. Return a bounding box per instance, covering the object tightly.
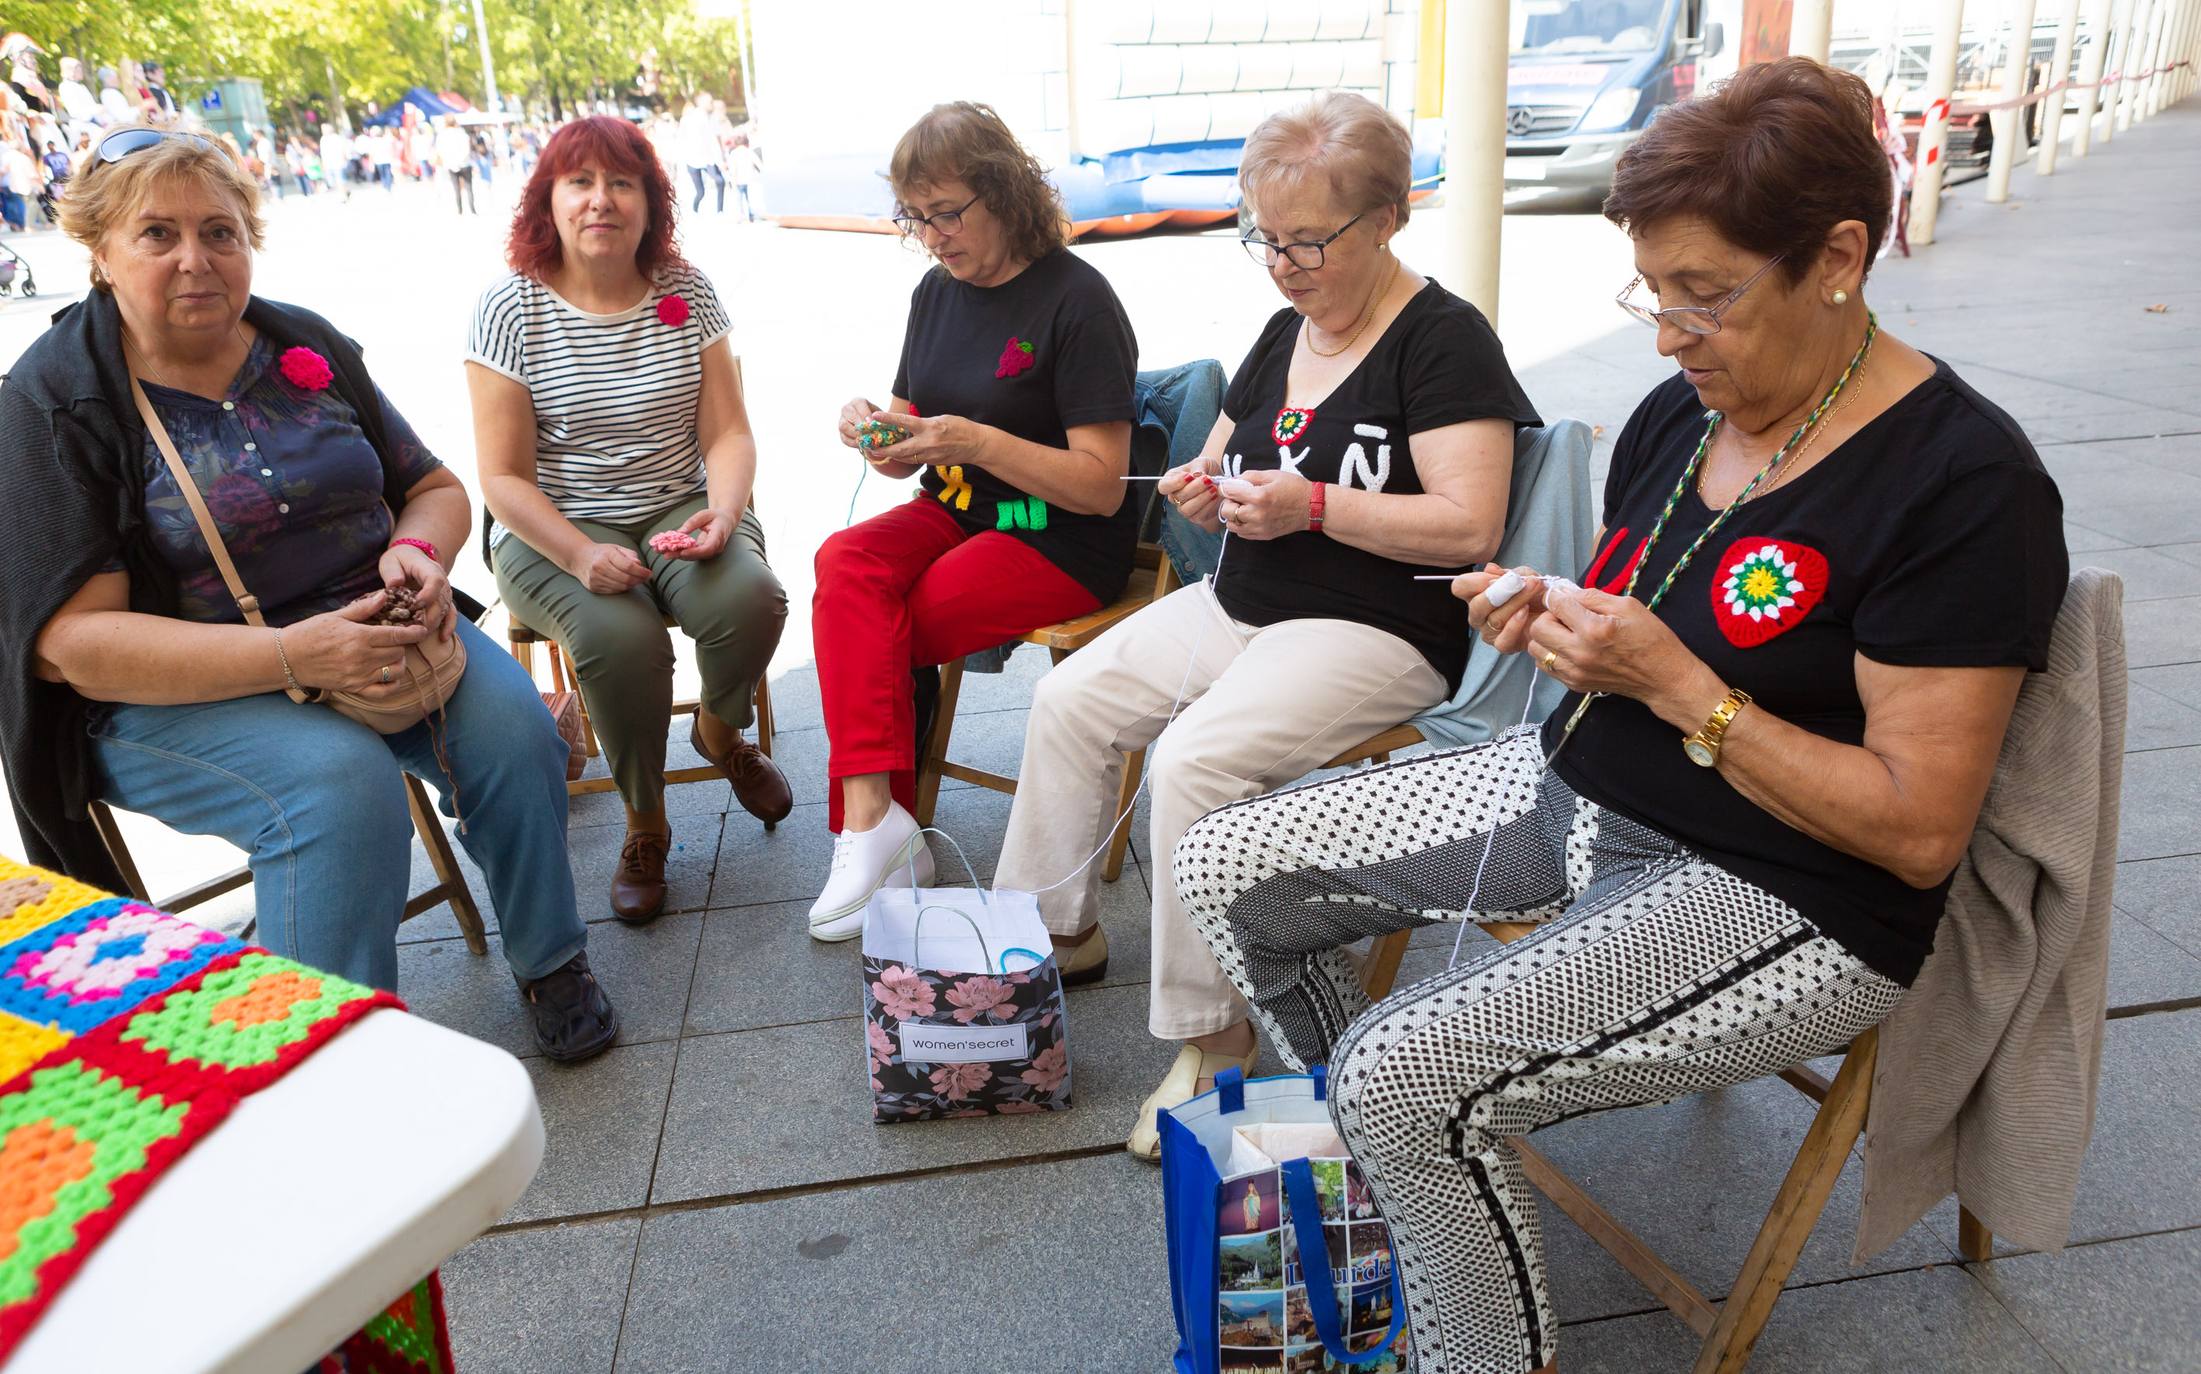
[610,829,669,923]
[691,708,794,826]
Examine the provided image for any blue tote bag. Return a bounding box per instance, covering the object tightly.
[1160,1065,1411,1374]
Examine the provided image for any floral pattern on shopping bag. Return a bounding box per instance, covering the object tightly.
[864,958,1072,1123]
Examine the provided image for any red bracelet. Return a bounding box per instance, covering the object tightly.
[389,537,439,563]
[1307,481,1326,533]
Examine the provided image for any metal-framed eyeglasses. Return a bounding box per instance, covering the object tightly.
[892,194,981,240]
[1239,210,1367,270]
[98,127,220,164]
[1615,254,1787,335]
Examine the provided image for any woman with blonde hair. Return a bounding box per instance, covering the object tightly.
[992,90,1538,1159]
[805,101,1140,938]
[1,128,618,1059]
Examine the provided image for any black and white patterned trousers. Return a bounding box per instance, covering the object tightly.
[1176,728,1904,1374]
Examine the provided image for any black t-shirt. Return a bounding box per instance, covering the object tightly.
[891,249,1140,603]
[1543,360,2068,985]
[1214,281,1540,691]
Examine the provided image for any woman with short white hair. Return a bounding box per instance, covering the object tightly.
[991,90,1541,1160]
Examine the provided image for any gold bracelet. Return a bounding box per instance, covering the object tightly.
[271,629,304,695]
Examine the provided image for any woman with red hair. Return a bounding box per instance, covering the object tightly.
[466,115,791,923]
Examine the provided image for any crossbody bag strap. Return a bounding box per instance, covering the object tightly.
[126,373,268,626]
[126,369,314,706]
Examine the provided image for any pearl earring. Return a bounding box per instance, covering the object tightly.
[1832,289,1850,305]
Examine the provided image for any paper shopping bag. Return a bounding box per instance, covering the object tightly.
[1159,1065,1410,1374]
[860,854,1072,1123]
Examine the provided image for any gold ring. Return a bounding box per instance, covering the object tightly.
[1541,651,1559,673]
[380,666,393,685]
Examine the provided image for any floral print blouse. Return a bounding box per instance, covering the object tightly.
[112,333,443,627]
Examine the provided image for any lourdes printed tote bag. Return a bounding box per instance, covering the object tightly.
[860,844,1072,1123]
[1160,1066,1410,1374]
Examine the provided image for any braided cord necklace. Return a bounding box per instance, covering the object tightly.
[1546,311,1879,760]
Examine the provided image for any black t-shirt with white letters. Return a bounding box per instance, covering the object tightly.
[1214,281,1539,691]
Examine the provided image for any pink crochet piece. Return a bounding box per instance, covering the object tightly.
[277,347,334,391]
[649,530,699,555]
[657,295,691,328]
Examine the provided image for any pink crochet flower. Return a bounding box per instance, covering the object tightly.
[277,346,333,391]
[657,294,691,327]
[995,337,1035,378]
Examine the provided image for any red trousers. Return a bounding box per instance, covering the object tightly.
[812,497,1101,831]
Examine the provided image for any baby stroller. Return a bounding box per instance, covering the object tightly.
[0,239,37,298]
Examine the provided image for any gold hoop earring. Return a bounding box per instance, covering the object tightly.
[1832,289,1850,305]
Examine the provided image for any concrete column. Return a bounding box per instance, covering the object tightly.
[1911,0,1969,245]
[2038,0,2084,173]
[2116,0,2155,128]
[1442,0,1510,322]
[2097,0,2130,144]
[2072,0,2118,154]
[1790,0,1835,61]
[2147,0,2186,108]
[1988,0,2042,201]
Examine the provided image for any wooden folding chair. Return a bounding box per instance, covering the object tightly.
[1359,922,1992,1372]
[913,540,1179,883]
[89,780,490,956]
[503,617,777,819]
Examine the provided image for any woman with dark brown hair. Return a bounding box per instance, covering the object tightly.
[805,101,1138,937]
[1178,59,2067,1372]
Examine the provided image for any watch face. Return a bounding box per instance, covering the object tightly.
[1684,739,1716,768]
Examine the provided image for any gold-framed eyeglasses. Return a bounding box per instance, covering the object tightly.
[892,194,980,239]
[1615,255,1787,335]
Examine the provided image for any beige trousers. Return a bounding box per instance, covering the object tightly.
[994,581,1447,1039]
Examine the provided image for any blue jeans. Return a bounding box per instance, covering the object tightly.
[87,618,585,991]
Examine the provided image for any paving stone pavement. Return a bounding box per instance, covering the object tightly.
[12,98,2197,1374]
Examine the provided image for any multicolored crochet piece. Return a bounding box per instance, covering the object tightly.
[0,856,445,1369]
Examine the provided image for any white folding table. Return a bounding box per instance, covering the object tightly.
[5,1010,542,1374]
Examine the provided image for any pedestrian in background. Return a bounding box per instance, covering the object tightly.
[679,94,724,213]
[436,114,476,214]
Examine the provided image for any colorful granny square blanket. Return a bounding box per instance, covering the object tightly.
[0,857,448,1371]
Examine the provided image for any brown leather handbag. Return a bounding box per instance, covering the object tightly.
[129,373,467,734]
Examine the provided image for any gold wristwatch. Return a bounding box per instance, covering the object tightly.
[1683,688,1753,768]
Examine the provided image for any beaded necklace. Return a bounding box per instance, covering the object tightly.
[1545,311,1878,761]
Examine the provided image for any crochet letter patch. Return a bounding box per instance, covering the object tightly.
[1711,537,1828,648]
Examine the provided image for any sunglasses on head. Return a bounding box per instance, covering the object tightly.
[97,128,219,164]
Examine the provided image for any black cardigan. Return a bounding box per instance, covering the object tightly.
[0,291,417,888]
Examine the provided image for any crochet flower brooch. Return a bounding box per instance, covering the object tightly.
[277,346,333,391]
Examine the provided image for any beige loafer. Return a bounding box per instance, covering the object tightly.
[1053,924,1109,986]
[1127,1039,1261,1163]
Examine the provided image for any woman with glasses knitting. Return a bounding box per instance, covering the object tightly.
[0,127,619,1061]
[1176,60,2067,1374]
[805,102,1139,939]
[992,90,1539,1163]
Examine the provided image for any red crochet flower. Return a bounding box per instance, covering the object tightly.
[657,294,691,328]
[995,337,1035,379]
[277,346,333,391]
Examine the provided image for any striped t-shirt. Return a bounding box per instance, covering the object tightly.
[466,263,732,541]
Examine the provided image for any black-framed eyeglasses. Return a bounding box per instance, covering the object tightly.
[892,194,980,239]
[98,128,218,164]
[1615,255,1786,335]
[1240,210,1367,270]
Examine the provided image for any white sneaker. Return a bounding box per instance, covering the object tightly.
[809,802,933,942]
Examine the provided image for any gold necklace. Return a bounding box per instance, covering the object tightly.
[126,324,255,398]
[1305,254,1400,358]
